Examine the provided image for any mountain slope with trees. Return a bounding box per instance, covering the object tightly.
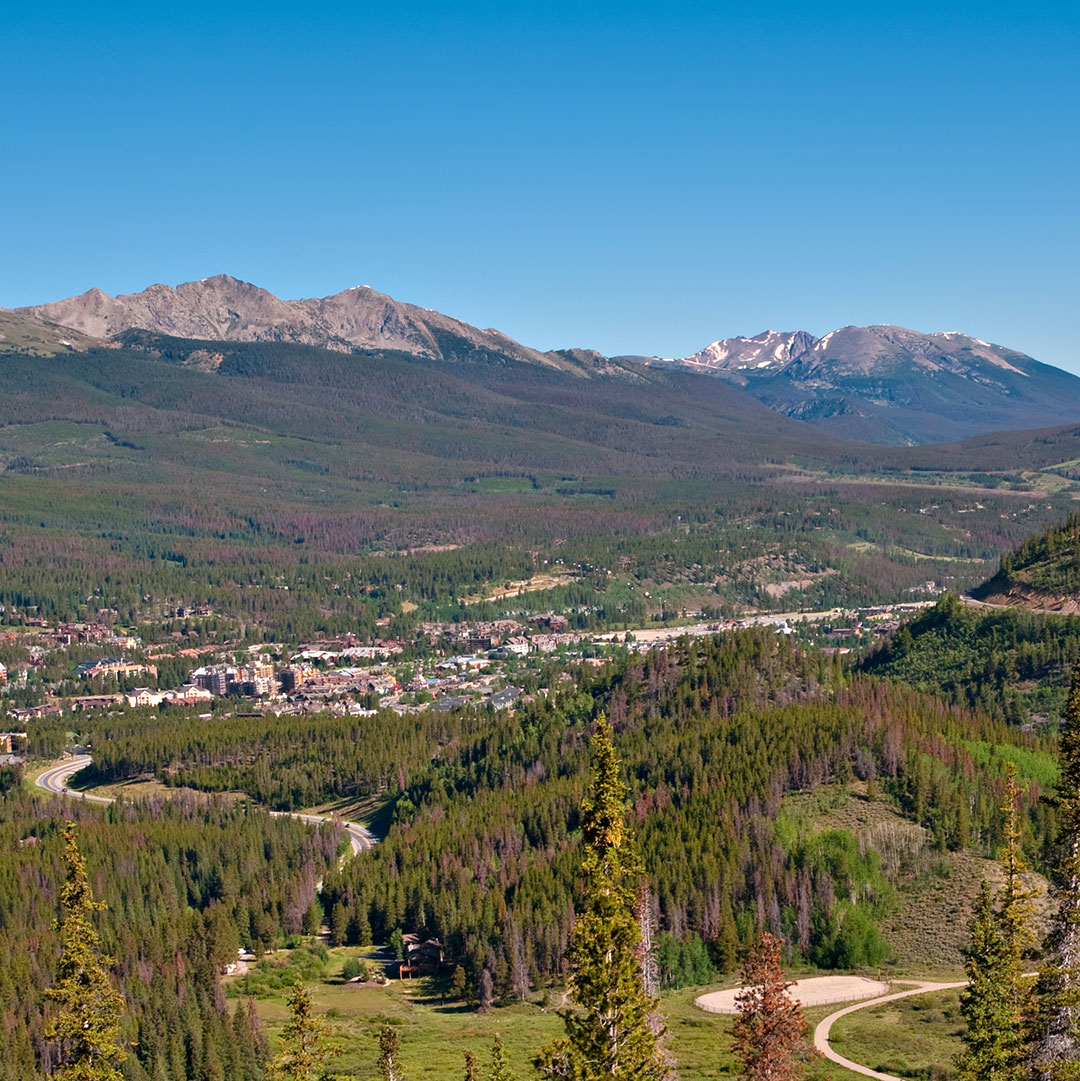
[8,276,1080,443]
[974,510,1080,611]
[4,333,1080,644]
[0,793,338,1081]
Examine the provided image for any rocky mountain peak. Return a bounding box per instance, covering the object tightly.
[12,277,556,365]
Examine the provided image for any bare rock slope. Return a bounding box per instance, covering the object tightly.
[15,275,558,367]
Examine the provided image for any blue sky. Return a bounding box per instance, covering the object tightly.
[3,2,1078,368]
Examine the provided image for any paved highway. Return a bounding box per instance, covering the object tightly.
[35,754,376,856]
[36,756,115,804]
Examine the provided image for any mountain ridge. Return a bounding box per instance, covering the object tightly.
[9,275,1080,444]
[634,323,1080,444]
[12,273,571,370]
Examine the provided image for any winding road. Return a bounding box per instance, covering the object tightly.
[35,754,377,856]
[813,980,966,1080]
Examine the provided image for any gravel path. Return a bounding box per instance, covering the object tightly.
[813,980,966,1080]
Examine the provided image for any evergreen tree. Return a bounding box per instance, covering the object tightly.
[329,903,348,947]
[1032,667,1080,1081]
[266,981,340,1081]
[538,715,672,1080]
[490,1035,515,1081]
[44,823,128,1081]
[998,763,1037,1059]
[715,895,740,975]
[957,764,1035,1081]
[463,1051,480,1081]
[731,932,807,1081]
[302,898,322,937]
[956,881,1017,1081]
[377,1025,402,1081]
[232,999,267,1081]
[389,928,405,962]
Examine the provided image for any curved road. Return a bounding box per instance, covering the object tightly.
[36,755,377,856]
[813,980,966,1080]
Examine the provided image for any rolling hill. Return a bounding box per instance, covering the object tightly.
[863,511,1080,726]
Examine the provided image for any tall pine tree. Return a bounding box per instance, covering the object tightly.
[999,763,1038,1058]
[956,880,1017,1081]
[266,980,340,1081]
[957,763,1036,1081]
[538,715,673,1081]
[44,823,127,1081]
[1032,665,1080,1081]
[377,1024,402,1081]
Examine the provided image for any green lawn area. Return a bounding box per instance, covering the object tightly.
[829,988,964,1080]
[246,946,871,1080]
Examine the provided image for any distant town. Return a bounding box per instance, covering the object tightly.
[0,599,933,730]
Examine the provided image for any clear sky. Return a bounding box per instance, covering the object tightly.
[3,2,1078,368]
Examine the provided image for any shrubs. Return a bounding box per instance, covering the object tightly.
[341,956,380,983]
[230,944,330,999]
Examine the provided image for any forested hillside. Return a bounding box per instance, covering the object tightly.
[53,630,1055,993]
[0,793,340,1081]
[3,336,1080,641]
[974,509,1080,608]
[861,592,1080,726]
[318,632,1053,987]
[861,506,1080,725]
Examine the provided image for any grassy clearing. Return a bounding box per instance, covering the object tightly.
[26,758,245,806]
[891,548,987,564]
[467,476,538,494]
[245,946,865,1080]
[81,777,248,803]
[461,570,574,605]
[829,988,964,1080]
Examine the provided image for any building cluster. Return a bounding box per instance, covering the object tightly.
[418,614,567,653]
[47,622,140,650]
[4,588,936,725]
[74,659,156,681]
[191,661,276,698]
[0,731,27,766]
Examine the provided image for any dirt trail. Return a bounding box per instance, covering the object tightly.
[813,980,966,1080]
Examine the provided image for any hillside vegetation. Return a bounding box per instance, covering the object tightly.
[3,337,1080,641]
[0,791,340,1081]
[975,509,1080,609]
[861,592,1080,726]
[53,629,1057,988]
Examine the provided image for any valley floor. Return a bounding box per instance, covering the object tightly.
[243,944,967,1081]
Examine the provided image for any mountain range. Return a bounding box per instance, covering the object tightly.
[632,325,1080,444]
[6,275,1080,445]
